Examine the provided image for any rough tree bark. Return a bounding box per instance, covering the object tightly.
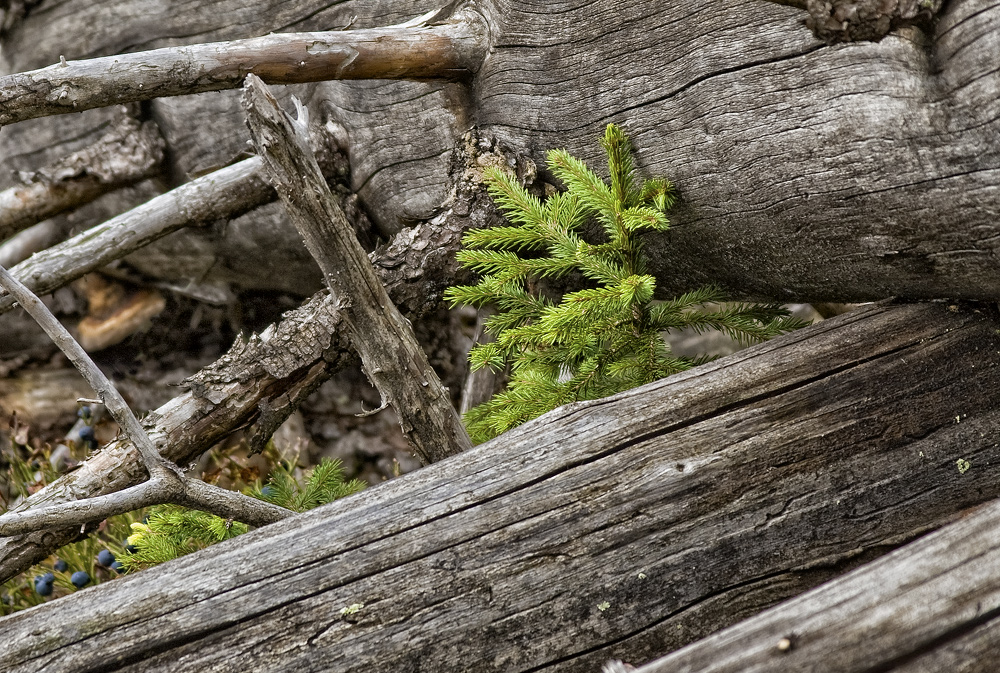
[1,0,998,671]
[1,302,998,671]
[3,0,995,300]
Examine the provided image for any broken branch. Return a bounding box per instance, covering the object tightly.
[243,74,472,463]
[0,112,164,241]
[0,9,487,126]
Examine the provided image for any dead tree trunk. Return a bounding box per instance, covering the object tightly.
[1,302,998,672]
[1,1,997,301]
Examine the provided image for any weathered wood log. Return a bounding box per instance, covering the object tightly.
[1,302,998,672]
[4,1,996,302]
[633,496,1000,673]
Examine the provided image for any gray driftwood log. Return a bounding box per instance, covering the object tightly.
[2,1,997,301]
[634,495,1000,673]
[1,302,999,672]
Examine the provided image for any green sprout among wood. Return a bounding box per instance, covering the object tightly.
[121,458,364,571]
[446,123,805,443]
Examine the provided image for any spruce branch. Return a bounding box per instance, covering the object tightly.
[447,123,806,443]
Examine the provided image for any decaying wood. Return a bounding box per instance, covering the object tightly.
[0,8,486,126]
[0,302,998,671]
[0,264,293,535]
[802,0,945,43]
[634,496,1000,673]
[244,75,471,464]
[0,110,164,241]
[0,200,474,582]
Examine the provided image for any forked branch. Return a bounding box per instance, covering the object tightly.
[0,264,292,536]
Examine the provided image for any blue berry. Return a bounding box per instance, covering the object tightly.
[97,549,115,567]
[77,405,92,422]
[40,572,55,583]
[123,540,138,554]
[70,571,90,588]
[110,561,125,574]
[260,485,275,498]
[34,576,53,596]
[53,559,68,572]
[79,426,96,443]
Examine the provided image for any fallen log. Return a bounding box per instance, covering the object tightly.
[634,496,1000,673]
[2,301,998,672]
[3,1,998,302]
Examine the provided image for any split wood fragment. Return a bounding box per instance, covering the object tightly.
[243,74,472,463]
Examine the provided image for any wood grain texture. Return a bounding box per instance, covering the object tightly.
[4,0,997,300]
[634,496,1000,673]
[1,302,998,672]
[0,157,272,315]
[0,112,163,240]
[471,0,1000,301]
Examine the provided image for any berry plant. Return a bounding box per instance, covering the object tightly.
[1,423,364,613]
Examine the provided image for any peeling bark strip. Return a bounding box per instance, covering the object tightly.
[1,303,998,672]
[0,213,469,583]
[635,497,1000,673]
[0,157,270,315]
[243,75,471,463]
[804,0,945,43]
[0,111,164,240]
[0,9,487,126]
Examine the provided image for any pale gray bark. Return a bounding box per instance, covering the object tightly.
[0,194,476,582]
[0,158,269,315]
[5,1,996,301]
[243,75,471,463]
[0,302,998,671]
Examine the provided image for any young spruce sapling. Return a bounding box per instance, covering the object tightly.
[446,124,805,443]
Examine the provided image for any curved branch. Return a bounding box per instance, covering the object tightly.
[0,264,173,479]
[0,8,487,126]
